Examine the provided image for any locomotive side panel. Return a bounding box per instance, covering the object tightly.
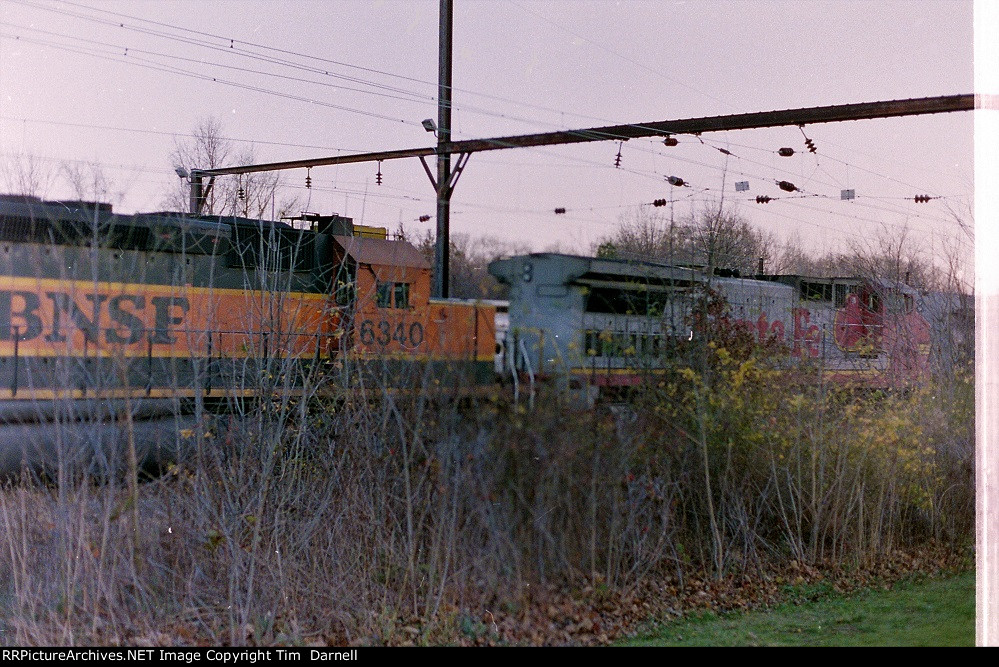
[0,239,334,409]
[758,277,932,386]
[490,252,936,395]
[324,234,497,390]
[711,277,796,351]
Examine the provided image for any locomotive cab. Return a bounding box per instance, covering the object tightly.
[328,234,431,355]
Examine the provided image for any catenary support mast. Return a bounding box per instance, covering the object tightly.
[434,0,453,298]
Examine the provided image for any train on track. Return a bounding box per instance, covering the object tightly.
[0,194,968,476]
[488,252,945,400]
[0,194,494,476]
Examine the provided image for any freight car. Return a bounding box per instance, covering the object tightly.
[0,195,495,476]
[488,252,932,402]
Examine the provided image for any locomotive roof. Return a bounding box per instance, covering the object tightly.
[490,252,709,288]
[0,196,312,235]
[331,235,429,269]
[757,274,862,283]
[0,195,114,220]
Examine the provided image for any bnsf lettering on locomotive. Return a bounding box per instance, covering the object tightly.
[0,289,189,345]
[0,291,43,341]
[150,296,190,344]
[45,292,107,343]
[106,295,145,345]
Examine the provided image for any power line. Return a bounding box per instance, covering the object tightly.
[0,20,439,107]
[7,0,642,135]
[0,114,359,153]
[2,3,972,267]
[0,30,420,126]
[8,0,975,204]
[9,0,436,100]
[20,106,963,229]
[624,134,971,232]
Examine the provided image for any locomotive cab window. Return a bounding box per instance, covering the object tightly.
[801,281,833,302]
[376,282,410,309]
[376,283,392,308]
[885,293,914,314]
[394,282,409,309]
[834,283,852,307]
[866,292,881,312]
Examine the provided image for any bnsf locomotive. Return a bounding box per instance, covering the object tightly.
[0,194,494,476]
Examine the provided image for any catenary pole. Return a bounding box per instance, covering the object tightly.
[434,0,453,298]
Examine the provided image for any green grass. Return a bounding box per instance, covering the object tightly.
[624,571,974,647]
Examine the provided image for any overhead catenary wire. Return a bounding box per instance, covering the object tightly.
[4,3,648,136]
[0,114,360,153]
[0,5,968,268]
[0,29,421,126]
[0,3,968,209]
[9,0,972,183]
[13,0,690,131]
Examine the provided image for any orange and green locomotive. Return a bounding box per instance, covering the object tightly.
[0,195,495,475]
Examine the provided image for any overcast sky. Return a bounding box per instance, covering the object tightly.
[0,0,975,275]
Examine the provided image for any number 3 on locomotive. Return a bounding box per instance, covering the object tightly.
[359,319,423,348]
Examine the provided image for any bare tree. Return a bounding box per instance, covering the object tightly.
[596,199,778,276]
[838,223,945,290]
[685,201,779,276]
[60,160,124,206]
[164,117,297,219]
[943,196,974,291]
[416,231,526,299]
[595,206,679,260]
[1,152,57,198]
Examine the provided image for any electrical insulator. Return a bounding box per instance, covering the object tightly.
[914,194,932,203]
[755,195,772,204]
[376,162,383,186]
[652,199,668,207]
[418,215,431,222]
[778,147,795,157]
[717,147,732,156]
[666,176,685,187]
[305,168,312,189]
[554,207,566,214]
[663,135,678,147]
[614,144,623,168]
[778,180,797,193]
[798,125,817,153]
[237,187,245,200]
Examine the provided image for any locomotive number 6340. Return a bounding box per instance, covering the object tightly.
[358,319,424,348]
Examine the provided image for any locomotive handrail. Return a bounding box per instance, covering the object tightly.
[518,338,535,410]
[510,342,520,404]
